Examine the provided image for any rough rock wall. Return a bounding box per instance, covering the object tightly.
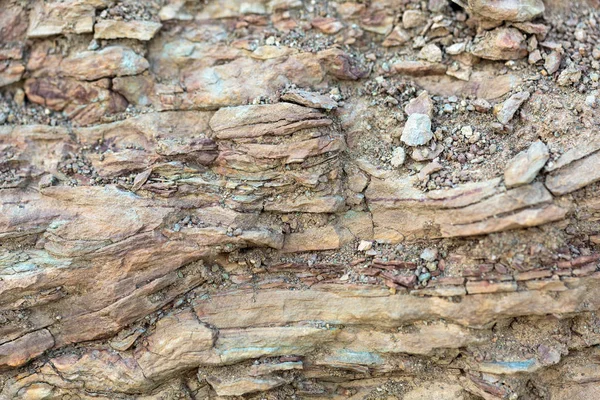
[2,0,600,398]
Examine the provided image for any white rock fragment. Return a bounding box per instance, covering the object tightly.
[358,240,373,251]
[401,114,433,147]
[390,147,406,168]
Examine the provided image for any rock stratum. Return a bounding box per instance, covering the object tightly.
[2,0,600,399]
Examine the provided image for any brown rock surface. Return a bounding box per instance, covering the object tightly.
[2,0,600,398]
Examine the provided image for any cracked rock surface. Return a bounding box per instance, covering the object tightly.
[2,0,600,399]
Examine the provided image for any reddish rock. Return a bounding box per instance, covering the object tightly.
[0,329,55,369]
[311,17,344,34]
[471,27,528,60]
[24,77,128,125]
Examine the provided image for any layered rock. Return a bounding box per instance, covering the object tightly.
[2,0,600,399]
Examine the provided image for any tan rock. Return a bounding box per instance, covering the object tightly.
[402,10,428,29]
[418,44,443,63]
[282,226,342,253]
[382,25,412,47]
[281,89,338,110]
[60,46,149,81]
[135,310,217,381]
[471,27,527,60]
[414,71,521,100]
[94,19,163,41]
[391,60,447,76]
[546,151,600,195]
[207,375,289,396]
[210,103,332,139]
[504,141,549,187]
[194,275,600,329]
[27,0,100,38]
[441,204,567,237]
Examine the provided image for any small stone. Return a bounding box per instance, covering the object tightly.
[405,91,433,117]
[13,88,25,106]
[557,64,582,86]
[402,10,427,29]
[401,114,433,147]
[585,95,597,108]
[420,248,438,262]
[418,272,431,283]
[504,140,549,187]
[461,126,473,138]
[494,91,530,124]
[473,98,491,112]
[390,147,406,168]
[382,25,411,47]
[358,240,373,251]
[38,174,57,189]
[528,49,542,64]
[418,160,442,181]
[544,50,562,74]
[574,29,587,42]
[418,44,443,63]
[446,42,466,55]
[88,39,100,51]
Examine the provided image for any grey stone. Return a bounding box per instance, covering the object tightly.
[401,114,433,147]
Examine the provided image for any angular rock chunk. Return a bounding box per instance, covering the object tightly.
[94,19,163,41]
[545,50,562,74]
[405,91,434,117]
[209,103,332,139]
[458,0,545,22]
[494,91,530,124]
[401,114,433,146]
[383,26,411,47]
[27,0,101,38]
[0,329,55,369]
[281,89,338,110]
[504,141,549,187]
[60,46,149,81]
[471,27,527,60]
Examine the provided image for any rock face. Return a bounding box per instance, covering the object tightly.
[2,1,600,399]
